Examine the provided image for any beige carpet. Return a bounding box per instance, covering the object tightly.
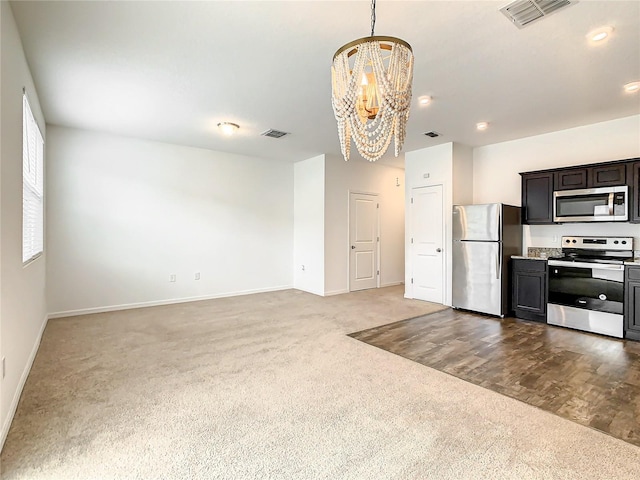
[2,286,640,479]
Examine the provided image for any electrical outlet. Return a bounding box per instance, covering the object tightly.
[169,274,176,282]
[195,272,200,280]
[2,357,5,379]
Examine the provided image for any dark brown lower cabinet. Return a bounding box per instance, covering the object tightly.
[625,266,640,341]
[512,259,547,323]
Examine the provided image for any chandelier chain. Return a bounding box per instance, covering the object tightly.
[370,0,376,36]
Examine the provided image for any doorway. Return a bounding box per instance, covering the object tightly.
[410,185,444,303]
[349,192,379,291]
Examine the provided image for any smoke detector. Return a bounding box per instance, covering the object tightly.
[500,0,576,29]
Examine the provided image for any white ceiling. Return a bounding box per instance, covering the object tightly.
[10,1,640,167]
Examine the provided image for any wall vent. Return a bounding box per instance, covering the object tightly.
[261,129,289,139]
[423,131,440,138]
[500,0,575,29]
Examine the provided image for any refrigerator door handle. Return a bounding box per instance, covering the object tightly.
[496,251,501,280]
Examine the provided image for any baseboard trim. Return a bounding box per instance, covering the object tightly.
[293,287,325,297]
[1,314,49,452]
[324,289,349,296]
[325,283,404,297]
[48,285,293,319]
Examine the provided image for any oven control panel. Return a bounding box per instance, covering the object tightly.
[561,236,633,251]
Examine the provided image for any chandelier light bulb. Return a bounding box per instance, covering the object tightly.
[418,96,432,106]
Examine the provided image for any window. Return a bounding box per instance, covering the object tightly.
[23,93,44,264]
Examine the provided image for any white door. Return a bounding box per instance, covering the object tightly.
[411,185,444,303]
[349,192,379,291]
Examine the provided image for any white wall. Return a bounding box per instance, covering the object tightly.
[293,155,325,295]
[1,0,48,449]
[324,154,405,296]
[405,143,453,305]
[452,143,474,205]
[473,115,640,251]
[405,142,474,306]
[46,126,294,316]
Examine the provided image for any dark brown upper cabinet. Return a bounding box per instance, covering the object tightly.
[588,163,626,187]
[554,169,588,190]
[521,172,554,225]
[521,157,638,225]
[629,161,640,223]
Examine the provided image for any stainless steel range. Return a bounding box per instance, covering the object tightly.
[547,236,633,338]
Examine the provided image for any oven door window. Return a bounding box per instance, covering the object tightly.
[556,193,610,217]
[548,266,623,314]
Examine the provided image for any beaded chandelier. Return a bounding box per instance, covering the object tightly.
[331,0,414,162]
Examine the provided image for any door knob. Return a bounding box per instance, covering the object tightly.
[351,245,356,249]
[436,248,442,252]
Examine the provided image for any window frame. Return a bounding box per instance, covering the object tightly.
[22,92,45,265]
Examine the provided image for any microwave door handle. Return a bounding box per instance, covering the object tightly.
[608,193,614,215]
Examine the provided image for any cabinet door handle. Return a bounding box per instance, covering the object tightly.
[351,245,356,249]
[436,248,442,252]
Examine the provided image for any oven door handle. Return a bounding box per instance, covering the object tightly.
[548,260,624,271]
[608,192,614,215]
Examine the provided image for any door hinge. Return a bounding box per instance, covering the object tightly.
[377,236,379,242]
[411,238,413,244]
[377,270,380,275]
[411,198,414,204]
[377,203,379,209]
[411,278,414,284]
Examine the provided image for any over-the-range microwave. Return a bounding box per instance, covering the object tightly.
[553,185,628,222]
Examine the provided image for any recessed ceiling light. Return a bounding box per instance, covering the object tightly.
[476,122,489,131]
[217,122,239,136]
[587,25,614,43]
[418,95,432,106]
[623,81,640,93]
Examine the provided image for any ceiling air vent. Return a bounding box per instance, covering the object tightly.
[424,131,440,138]
[261,129,289,139]
[500,0,575,29]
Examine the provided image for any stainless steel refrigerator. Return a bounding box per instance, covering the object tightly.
[452,204,522,317]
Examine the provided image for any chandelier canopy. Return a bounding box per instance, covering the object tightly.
[331,0,414,162]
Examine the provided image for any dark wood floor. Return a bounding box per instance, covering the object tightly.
[349,309,640,447]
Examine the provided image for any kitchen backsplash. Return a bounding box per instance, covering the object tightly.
[527,247,562,259]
